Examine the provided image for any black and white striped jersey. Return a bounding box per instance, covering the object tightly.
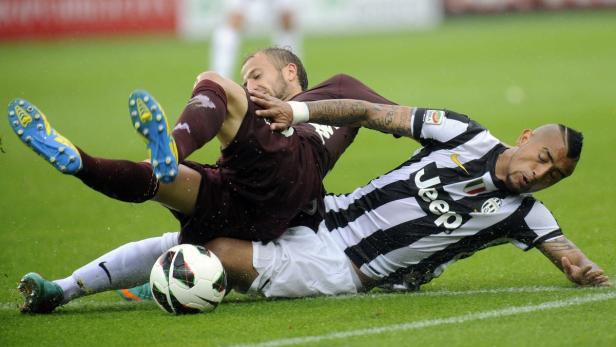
[323,108,563,289]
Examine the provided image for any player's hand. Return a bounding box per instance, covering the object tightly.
[249,90,294,131]
[561,257,611,287]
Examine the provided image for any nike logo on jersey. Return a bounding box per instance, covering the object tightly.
[415,168,463,231]
[98,261,113,285]
[450,153,469,175]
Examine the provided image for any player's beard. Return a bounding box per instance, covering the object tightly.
[272,71,291,101]
[506,171,534,194]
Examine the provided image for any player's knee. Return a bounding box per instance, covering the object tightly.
[192,71,230,105]
[194,71,225,87]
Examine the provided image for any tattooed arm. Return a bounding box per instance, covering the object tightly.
[537,236,610,286]
[250,91,414,138]
[305,100,414,137]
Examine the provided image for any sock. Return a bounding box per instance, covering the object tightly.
[171,80,227,161]
[211,25,240,78]
[74,148,158,203]
[54,232,180,303]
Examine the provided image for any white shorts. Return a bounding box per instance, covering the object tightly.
[249,226,363,298]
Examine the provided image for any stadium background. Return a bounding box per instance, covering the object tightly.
[1,1,615,346]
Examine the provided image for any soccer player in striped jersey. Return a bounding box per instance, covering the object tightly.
[240,93,609,293]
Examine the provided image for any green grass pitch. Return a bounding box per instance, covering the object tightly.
[1,10,615,347]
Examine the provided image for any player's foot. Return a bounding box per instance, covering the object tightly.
[18,272,65,314]
[116,283,152,302]
[128,90,178,183]
[8,99,82,174]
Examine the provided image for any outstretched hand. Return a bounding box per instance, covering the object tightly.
[561,257,610,287]
[250,90,294,131]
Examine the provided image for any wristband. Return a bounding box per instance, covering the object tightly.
[287,101,310,125]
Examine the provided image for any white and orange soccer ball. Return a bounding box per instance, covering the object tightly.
[150,244,226,314]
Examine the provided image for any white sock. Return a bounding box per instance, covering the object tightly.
[211,25,241,79]
[54,232,179,303]
[274,29,301,58]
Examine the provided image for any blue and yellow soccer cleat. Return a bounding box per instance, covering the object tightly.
[8,99,82,174]
[128,90,178,183]
[116,283,152,302]
[18,272,65,314]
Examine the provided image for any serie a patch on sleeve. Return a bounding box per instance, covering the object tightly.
[423,110,445,125]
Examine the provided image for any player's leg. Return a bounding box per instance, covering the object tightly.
[165,71,248,163]
[246,226,363,297]
[117,236,257,302]
[205,238,258,292]
[153,164,202,215]
[272,0,302,57]
[210,0,246,78]
[18,232,179,313]
[131,71,248,181]
[8,98,159,203]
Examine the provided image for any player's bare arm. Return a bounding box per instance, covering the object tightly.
[537,236,610,286]
[250,90,413,137]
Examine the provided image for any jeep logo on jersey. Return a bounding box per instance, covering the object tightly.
[414,168,463,231]
[481,198,502,214]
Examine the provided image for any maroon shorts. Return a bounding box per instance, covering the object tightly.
[173,92,360,245]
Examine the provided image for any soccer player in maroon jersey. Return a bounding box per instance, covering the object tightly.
[10,48,396,248]
[12,48,404,312]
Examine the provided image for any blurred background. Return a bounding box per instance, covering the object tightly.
[3,0,616,42]
[3,0,616,79]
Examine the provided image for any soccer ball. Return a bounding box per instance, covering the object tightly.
[149,244,227,314]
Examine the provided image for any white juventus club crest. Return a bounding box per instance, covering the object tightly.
[481,198,502,214]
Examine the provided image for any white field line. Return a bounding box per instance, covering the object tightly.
[0,285,589,311]
[230,291,616,347]
[322,285,580,301]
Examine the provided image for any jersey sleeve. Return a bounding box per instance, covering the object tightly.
[294,74,397,105]
[508,199,563,251]
[410,108,485,146]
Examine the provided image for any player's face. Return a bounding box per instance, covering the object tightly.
[503,126,577,193]
[241,53,294,100]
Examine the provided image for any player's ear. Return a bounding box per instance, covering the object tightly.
[282,63,298,82]
[516,128,533,146]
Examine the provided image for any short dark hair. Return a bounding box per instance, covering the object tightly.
[558,124,583,160]
[243,47,309,91]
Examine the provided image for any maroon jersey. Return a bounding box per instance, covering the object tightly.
[177,74,396,245]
